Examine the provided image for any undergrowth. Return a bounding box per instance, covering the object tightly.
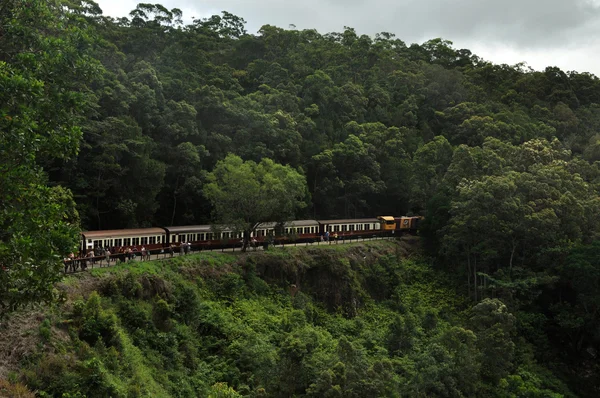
[2,240,575,397]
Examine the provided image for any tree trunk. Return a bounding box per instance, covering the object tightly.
[313,170,318,219]
[242,229,249,252]
[170,176,180,226]
[96,170,103,228]
[509,238,516,278]
[473,255,478,302]
[483,270,487,298]
[467,247,472,300]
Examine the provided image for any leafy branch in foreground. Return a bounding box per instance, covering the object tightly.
[0,0,98,316]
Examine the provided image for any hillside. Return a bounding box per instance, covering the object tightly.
[0,239,580,397]
[2,1,600,396]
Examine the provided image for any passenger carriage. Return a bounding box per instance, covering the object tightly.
[318,218,383,240]
[81,228,166,253]
[163,225,243,250]
[254,220,320,244]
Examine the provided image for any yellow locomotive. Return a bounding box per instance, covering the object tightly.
[377,216,422,233]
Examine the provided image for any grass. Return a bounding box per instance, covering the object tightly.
[270,238,396,254]
[85,251,239,278]
[57,240,403,301]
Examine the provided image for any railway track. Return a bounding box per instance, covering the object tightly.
[64,235,398,274]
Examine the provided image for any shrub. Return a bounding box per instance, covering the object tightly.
[0,379,35,398]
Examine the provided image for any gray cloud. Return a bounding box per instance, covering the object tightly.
[95,0,600,74]
[404,0,600,48]
[166,0,600,48]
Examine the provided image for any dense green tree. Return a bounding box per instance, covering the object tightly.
[312,135,385,218]
[409,135,453,212]
[470,299,516,384]
[0,0,96,314]
[203,154,309,250]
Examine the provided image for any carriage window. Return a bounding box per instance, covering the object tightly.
[115,239,122,246]
[141,237,148,245]
[178,235,184,242]
[133,238,140,245]
[158,236,162,243]
[333,225,340,232]
[207,233,213,240]
[93,240,101,248]
[149,237,156,244]
[349,225,355,231]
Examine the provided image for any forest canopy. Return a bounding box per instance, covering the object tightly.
[41,2,600,231]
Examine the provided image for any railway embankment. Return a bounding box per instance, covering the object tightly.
[3,236,571,398]
[0,238,428,397]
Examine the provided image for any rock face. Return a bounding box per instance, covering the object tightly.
[252,238,419,316]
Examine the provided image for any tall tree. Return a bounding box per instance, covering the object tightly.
[0,0,96,315]
[203,154,309,250]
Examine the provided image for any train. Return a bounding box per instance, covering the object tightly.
[80,215,422,254]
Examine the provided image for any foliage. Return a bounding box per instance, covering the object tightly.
[0,0,96,316]
[204,154,309,249]
[12,243,575,397]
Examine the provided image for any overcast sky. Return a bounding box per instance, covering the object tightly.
[94,0,600,76]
